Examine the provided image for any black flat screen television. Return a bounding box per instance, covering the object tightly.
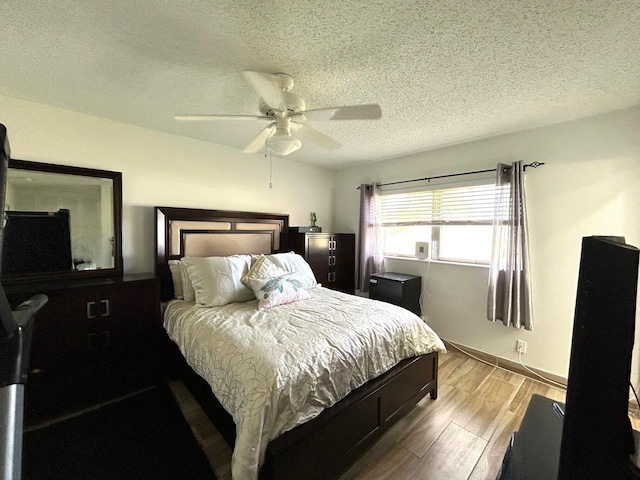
[1,209,72,275]
[559,236,640,479]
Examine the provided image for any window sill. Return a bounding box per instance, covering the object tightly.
[384,255,490,269]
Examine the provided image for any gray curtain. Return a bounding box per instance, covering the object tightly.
[487,161,534,330]
[357,183,383,292]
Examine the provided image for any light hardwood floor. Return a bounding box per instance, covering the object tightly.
[169,351,640,480]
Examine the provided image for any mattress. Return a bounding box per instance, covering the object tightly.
[164,286,446,480]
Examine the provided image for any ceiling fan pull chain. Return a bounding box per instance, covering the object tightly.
[264,139,273,188]
[269,152,273,189]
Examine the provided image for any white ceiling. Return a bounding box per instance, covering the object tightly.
[1,1,639,169]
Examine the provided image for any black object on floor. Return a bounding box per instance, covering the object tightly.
[22,385,216,480]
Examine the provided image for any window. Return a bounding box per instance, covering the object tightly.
[380,182,495,264]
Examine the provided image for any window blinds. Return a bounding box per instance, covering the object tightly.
[380,183,498,226]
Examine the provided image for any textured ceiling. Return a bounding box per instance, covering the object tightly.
[1,1,639,169]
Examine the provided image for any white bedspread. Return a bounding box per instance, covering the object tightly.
[164,286,446,480]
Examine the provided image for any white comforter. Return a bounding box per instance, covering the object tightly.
[164,286,446,480]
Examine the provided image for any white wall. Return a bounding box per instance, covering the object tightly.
[334,106,640,380]
[1,95,336,274]
[4,94,640,381]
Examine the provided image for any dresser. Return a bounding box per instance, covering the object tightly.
[4,273,162,426]
[288,230,356,294]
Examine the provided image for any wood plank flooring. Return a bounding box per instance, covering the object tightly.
[168,351,640,480]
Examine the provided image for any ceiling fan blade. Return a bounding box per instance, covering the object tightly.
[291,122,341,151]
[242,71,286,113]
[175,114,269,121]
[299,104,382,121]
[243,123,276,153]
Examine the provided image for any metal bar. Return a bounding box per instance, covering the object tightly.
[357,162,545,189]
[0,384,23,480]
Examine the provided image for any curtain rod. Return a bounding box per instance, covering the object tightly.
[359,161,545,189]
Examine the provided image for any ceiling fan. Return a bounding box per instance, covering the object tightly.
[175,71,382,156]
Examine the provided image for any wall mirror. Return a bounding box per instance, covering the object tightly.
[2,159,122,282]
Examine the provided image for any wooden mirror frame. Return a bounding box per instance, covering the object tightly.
[2,159,123,283]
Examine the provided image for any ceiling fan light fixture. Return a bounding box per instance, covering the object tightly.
[266,132,302,156]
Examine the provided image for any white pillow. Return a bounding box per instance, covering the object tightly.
[261,252,317,289]
[181,255,254,307]
[168,260,184,299]
[179,260,196,302]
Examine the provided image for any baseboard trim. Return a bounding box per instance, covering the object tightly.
[443,339,567,389]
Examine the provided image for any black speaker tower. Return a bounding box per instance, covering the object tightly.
[559,236,640,479]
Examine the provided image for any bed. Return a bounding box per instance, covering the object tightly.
[154,206,446,480]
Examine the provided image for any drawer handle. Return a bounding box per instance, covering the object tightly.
[87,300,110,319]
[101,329,110,347]
[328,256,336,266]
[100,299,110,317]
[87,300,111,320]
[88,330,111,349]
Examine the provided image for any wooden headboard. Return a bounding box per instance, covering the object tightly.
[154,207,289,301]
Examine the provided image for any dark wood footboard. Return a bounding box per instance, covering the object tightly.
[261,352,438,480]
[166,338,438,480]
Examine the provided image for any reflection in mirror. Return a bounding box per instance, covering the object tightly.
[3,160,122,280]
[6,169,114,271]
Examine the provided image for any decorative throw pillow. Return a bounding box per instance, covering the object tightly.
[261,252,318,289]
[168,260,184,299]
[181,255,254,307]
[244,272,311,310]
[242,254,288,286]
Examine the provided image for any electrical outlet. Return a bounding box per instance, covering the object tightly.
[516,339,527,354]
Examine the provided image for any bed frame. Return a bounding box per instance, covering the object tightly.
[154,206,439,480]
